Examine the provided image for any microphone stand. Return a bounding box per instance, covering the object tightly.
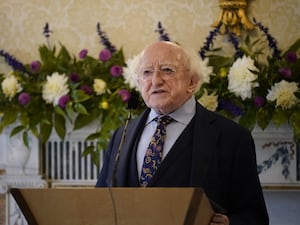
[110,109,132,187]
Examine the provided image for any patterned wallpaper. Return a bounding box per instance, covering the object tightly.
[0,0,300,72]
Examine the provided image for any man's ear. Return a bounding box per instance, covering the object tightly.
[188,74,200,93]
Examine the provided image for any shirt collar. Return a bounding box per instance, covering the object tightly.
[146,96,196,125]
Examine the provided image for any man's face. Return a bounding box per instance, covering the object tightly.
[137,42,198,115]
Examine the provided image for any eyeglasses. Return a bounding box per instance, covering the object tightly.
[139,65,178,81]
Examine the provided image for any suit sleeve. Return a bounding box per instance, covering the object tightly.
[228,128,269,225]
[95,128,121,187]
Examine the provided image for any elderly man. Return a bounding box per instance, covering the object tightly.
[96,41,269,225]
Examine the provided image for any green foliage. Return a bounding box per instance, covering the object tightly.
[0,42,143,165]
[198,35,300,142]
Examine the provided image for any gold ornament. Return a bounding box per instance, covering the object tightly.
[212,0,254,35]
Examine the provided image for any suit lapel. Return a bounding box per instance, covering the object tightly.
[115,109,150,186]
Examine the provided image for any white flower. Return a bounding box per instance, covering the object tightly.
[42,72,69,105]
[123,54,141,89]
[266,80,299,109]
[199,57,213,84]
[93,78,107,95]
[197,89,219,112]
[227,55,259,100]
[1,74,22,100]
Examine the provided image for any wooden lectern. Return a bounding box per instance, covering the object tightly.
[11,187,214,225]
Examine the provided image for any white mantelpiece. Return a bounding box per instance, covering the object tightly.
[0,126,47,225]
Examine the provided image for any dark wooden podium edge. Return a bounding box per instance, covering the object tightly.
[10,188,38,225]
[183,188,203,225]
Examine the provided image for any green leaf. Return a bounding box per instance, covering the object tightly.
[74,110,98,130]
[290,110,300,142]
[22,131,29,148]
[72,90,91,103]
[239,108,257,130]
[0,111,18,131]
[40,122,52,143]
[10,125,25,137]
[54,113,66,140]
[74,103,89,115]
[256,107,272,129]
[283,38,300,54]
[272,108,289,127]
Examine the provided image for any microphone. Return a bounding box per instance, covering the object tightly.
[110,93,139,187]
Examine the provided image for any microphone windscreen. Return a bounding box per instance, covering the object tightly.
[128,92,139,110]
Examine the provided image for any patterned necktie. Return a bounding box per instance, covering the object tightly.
[140,115,173,187]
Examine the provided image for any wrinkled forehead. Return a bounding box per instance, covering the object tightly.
[139,42,186,68]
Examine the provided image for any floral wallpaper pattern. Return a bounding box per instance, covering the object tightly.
[0,0,300,71]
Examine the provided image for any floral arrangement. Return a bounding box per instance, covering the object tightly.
[195,19,300,143]
[0,23,141,164]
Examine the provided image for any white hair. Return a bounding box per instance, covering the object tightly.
[124,41,204,93]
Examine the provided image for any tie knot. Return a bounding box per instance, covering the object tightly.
[155,115,173,126]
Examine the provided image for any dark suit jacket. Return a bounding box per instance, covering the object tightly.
[96,101,269,225]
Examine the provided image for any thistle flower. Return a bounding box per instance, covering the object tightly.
[99,49,112,62]
[110,65,123,77]
[79,49,88,59]
[80,85,93,95]
[18,92,31,106]
[254,96,266,107]
[58,95,70,108]
[279,68,292,78]
[285,52,297,63]
[69,73,80,83]
[118,89,131,102]
[30,60,41,72]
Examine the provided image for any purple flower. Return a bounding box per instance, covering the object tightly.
[99,49,112,61]
[30,60,41,72]
[254,96,266,107]
[119,89,131,102]
[79,49,88,59]
[285,52,297,63]
[0,49,26,72]
[69,73,80,83]
[18,92,31,106]
[43,22,52,38]
[155,21,171,41]
[110,65,123,77]
[279,67,292,78]
[58,95,70,108]
[96,22,117,53]
[218,99,243,117]
[198,23,221,60]
[80,85,93,95]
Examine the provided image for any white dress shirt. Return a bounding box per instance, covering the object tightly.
[136,97,196,176]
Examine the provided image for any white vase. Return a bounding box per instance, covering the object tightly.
[252,123,300,186]
[6,132,31,175]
